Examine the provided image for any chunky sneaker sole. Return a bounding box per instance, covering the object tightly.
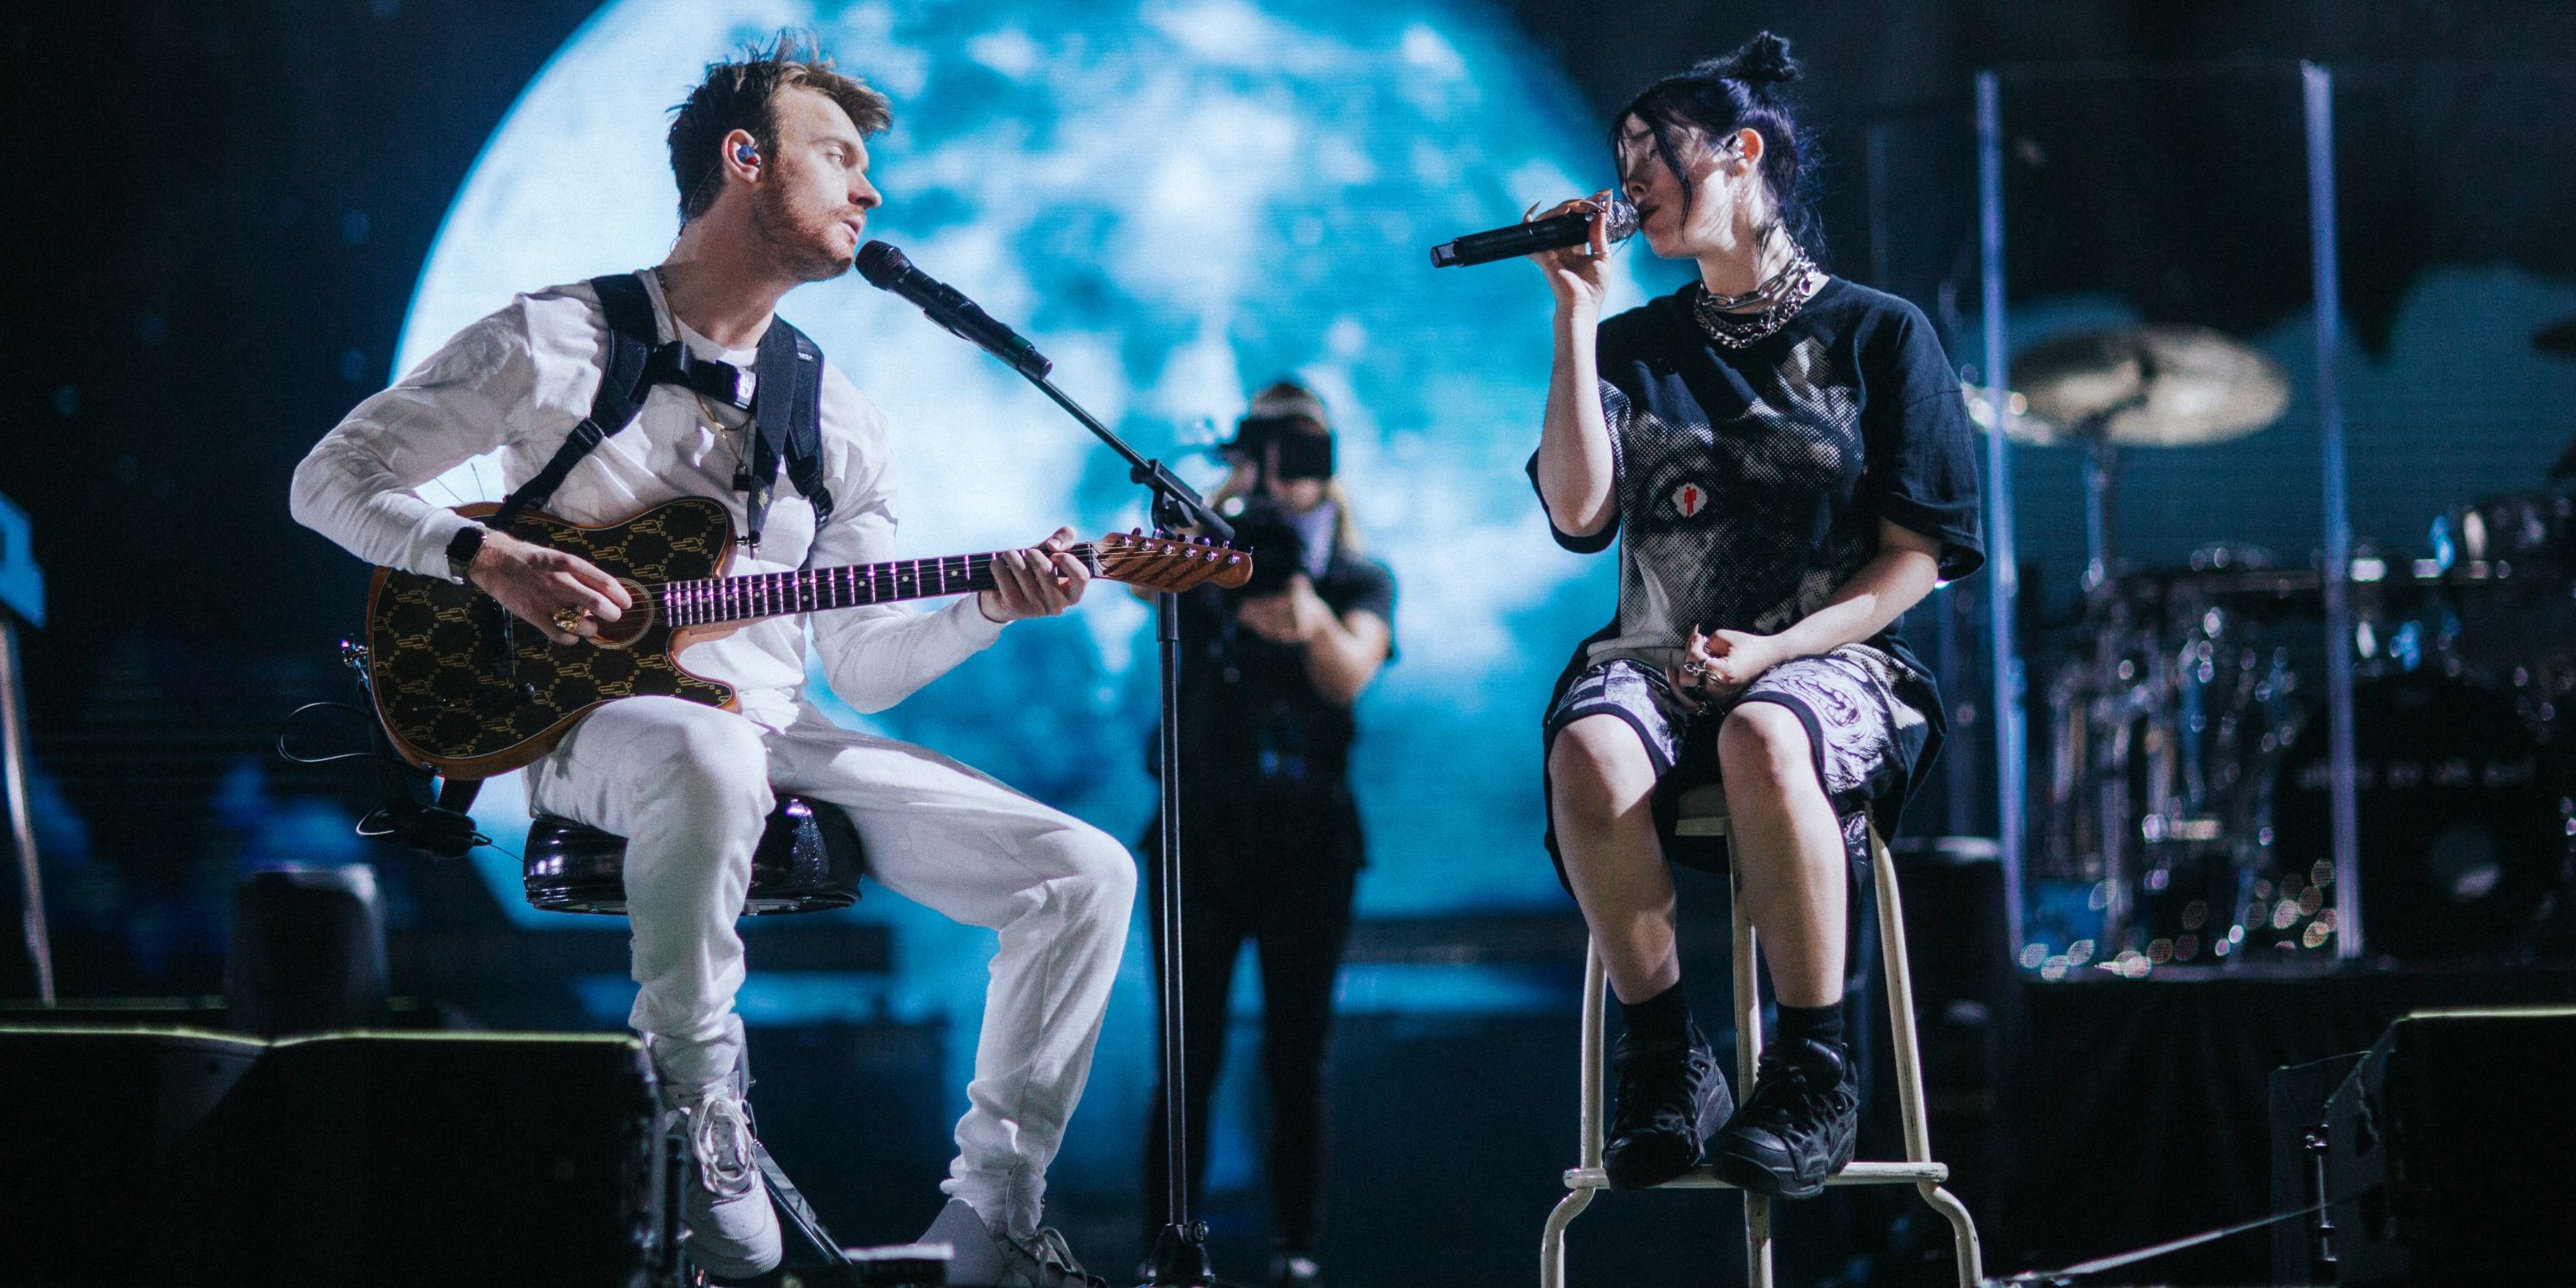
[1602,1042,1734,1191]
[1708,1118,1856,1200]
[1707,1036,1858,1200]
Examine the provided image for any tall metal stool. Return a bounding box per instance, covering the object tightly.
[1539,784,1984,1288]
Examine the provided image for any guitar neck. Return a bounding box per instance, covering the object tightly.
[659,545,1102,629]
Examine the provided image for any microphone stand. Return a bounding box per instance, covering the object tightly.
[1007,370,1238,1288]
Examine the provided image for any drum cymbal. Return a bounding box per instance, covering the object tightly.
[2013,325,2290,447]
[1962,386,2062,445]
[2533,314,2576,359]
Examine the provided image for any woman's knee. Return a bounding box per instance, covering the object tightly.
[1548,717,1655,833]
[1717,702,1810,788]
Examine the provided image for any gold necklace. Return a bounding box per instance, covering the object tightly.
[650,265,753,481]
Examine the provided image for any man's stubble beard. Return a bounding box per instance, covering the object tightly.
[750,171,854,285]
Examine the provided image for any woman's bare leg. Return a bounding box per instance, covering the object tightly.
[1548,714,1680,1004]
[1716,702,1847,1007]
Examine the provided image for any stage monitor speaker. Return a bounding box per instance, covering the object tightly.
[0,1026,266,1286]
[2325,1006,2576,1285]
[0,1025,662,1288]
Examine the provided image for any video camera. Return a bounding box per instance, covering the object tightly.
[1224,495,1308,599]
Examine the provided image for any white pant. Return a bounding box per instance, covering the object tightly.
[525,696,1137,1235]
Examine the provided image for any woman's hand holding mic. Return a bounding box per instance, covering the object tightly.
[1526,189,1619,314]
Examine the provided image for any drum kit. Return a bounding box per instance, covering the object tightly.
[2000,319,2576,978]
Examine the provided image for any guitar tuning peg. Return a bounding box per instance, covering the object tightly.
[1131,526,1145,538]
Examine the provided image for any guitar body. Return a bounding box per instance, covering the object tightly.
[361,497,1254,781]
[364,498,739,780]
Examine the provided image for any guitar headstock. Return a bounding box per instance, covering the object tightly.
[1094,531,1255,592]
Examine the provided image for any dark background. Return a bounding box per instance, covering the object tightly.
[6,2,2576,1283]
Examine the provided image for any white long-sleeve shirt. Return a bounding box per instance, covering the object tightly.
[291,271,1005,731]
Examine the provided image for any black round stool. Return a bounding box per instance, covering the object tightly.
[521,794,866,915]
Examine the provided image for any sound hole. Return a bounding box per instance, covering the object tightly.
[589,579,655,649]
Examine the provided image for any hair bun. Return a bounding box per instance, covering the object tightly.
[1697,31,1800,88]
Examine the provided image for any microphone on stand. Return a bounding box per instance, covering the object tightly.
[854,240,1054,379]
[1429,197,1639,268]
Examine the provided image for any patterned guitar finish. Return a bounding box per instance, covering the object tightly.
[363,498,1249,780]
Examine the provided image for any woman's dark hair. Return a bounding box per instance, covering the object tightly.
[1613,31,1822,258]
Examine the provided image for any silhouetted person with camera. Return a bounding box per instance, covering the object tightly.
[1139,381,1394,1288]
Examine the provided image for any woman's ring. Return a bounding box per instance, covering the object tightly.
[552,606,588,634]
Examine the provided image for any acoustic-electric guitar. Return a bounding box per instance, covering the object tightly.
[363,498,1251,779]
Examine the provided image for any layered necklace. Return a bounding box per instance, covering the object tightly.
[650,265,753,486]
[1691,243,1822,349]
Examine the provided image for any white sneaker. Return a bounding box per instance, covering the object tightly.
[674,1086,781,1279]
[920,1197,1107,1288]
[648,1021,781,1281]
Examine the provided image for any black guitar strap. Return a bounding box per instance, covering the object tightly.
[489,272,833,543]
[469,272,831,677]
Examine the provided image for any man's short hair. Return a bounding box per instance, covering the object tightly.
[667,30,892,222]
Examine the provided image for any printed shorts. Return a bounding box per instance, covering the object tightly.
[1540,642,1934,894]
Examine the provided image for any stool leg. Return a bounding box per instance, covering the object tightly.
[1732,870,1773,1288]
[1540,1185,1595,1288]
[1869,821,1985,1287]
[1580,938,1607,1170]
[1542,939,1612,1288]
[1917,1180,1985,1288]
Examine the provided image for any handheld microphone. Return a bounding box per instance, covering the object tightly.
[1429,197,1638,269]
[854,240,1054,379]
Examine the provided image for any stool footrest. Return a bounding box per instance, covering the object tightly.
[1561,1160,1947,1191]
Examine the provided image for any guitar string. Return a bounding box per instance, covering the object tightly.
[633,541,1238,627]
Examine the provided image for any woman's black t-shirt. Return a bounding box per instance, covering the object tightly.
[1530,276,1985,685]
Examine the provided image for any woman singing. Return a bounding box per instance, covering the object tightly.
[1528,33,1984,1199]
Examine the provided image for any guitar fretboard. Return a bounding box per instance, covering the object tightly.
[659,545,1105,628]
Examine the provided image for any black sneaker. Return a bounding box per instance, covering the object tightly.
[1709,1036,1859,1200]
[1601,1024,1733,1191]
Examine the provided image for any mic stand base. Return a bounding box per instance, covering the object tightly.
[1139,1221,1248,1288]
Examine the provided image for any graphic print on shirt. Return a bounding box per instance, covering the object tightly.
[1590,333,1873,671]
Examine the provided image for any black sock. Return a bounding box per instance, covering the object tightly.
[1618,980,1692,1050]
[1774,1000,1845,1054]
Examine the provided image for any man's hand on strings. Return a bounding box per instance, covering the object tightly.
[980,526,1091,623]
[468,530,631,647]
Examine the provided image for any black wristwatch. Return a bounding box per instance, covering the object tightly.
[445,524,489,583]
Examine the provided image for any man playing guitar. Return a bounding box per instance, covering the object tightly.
[292,34,1128,1286]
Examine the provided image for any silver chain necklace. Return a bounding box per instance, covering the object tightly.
[1692,246,1822,349]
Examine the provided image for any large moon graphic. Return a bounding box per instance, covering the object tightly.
[402,0,1671,915]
